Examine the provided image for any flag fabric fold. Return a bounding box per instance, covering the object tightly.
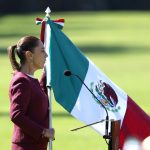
[43,18,150,149]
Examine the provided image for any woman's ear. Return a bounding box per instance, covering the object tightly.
[25,51,33,62]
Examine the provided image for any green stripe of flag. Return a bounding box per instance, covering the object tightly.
[48,20,89,112]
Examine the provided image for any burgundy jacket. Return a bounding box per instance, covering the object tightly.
[9,71,49,144]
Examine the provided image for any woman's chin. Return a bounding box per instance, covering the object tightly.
[36,65,44,70]
[40,66,44,69]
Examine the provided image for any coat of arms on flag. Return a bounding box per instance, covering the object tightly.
[90,80,121,113]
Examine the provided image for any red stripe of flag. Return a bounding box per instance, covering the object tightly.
[53,18,65,23]
[119,96,150,149]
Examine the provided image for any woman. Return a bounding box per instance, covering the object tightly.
[8,36,55,150]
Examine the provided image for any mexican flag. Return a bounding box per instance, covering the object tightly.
[38,17,150,149]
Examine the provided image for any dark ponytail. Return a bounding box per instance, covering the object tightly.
[7,36,40,71]
[7,45,20,71]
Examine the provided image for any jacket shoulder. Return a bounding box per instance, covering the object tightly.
[10,72,31,87]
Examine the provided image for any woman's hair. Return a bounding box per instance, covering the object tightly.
[7,36,40,71]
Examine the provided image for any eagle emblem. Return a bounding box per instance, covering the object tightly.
[90,80,121,112]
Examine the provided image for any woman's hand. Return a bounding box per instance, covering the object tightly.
[42,128,55,140]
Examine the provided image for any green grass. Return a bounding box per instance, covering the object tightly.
[1,11,150,150]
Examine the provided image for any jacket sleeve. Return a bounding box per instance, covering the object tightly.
[10,77,44,141]
[39,71,48,95]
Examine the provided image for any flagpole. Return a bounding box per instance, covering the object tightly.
[48,86,52,150]
[45,7,53,150]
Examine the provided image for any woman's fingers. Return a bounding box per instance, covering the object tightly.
[44,128,55,140]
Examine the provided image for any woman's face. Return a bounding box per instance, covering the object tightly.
[32,40,48,70]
